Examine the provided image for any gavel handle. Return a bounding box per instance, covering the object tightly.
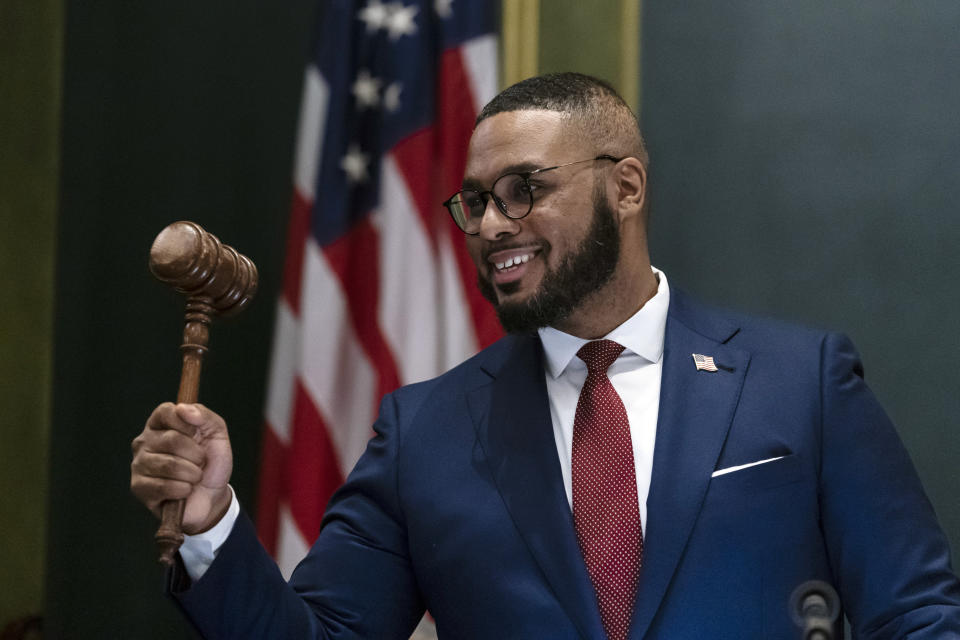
[156,296,213,566]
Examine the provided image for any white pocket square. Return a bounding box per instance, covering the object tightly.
[711,456,786,477]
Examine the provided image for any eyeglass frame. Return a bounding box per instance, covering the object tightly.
[442,154,623,236]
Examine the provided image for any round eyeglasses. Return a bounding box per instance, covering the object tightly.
[442,155,622,235]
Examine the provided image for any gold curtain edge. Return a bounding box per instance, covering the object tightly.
[501,0,540,88]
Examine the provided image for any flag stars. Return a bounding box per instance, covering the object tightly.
[340,144,370,184]
[358,0,389,32]
[383,82,403,112]
[351,72,402,113]
[434,0,453,19]
[358,1,419,40]
[385,3,418,40]
[352,69,383,109]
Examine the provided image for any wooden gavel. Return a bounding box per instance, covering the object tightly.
[148,221,258,565]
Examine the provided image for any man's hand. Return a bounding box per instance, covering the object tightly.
[131,403,234,534]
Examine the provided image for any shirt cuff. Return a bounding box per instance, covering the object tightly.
[179,486,240,582]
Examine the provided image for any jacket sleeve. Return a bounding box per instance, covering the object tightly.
[818,332,960,638]
[172,390,425,639]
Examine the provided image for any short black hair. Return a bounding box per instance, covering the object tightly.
[477,72,622,122]
[475,72,647,166]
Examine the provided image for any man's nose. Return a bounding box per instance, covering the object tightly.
[477,197,521,240]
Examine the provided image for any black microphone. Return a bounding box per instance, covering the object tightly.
[789,580,840,640]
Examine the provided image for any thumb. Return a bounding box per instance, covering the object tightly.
[175,403,205,425]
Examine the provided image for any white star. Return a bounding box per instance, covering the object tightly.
[383,82,403,112]
[385,2,419,40]
[358,0,389,32]
[352,69,382,109]
[340,144,370,183]
[434,0,453,19]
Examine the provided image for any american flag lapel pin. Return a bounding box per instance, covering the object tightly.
[692,353,719,372]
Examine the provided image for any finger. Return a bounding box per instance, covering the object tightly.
[131,450,204,485]
[146,402,198,438]
[130,475,194,515]
[176,403,228,441]
[134,428,206,467]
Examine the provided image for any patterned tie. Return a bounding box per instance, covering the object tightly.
[572,340,642,640]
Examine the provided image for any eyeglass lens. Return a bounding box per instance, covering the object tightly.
[447,173,533,234]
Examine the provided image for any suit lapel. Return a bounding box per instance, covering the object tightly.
[465,291,750,640]
[468,335,605,640]
[629,295,750,639]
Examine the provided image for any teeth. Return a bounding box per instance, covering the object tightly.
[495,253,533,271]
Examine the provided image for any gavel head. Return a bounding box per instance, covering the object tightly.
[149,221,258,316]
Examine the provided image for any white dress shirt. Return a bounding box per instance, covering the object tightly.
[179,485,239,581]
[538,268,669,532]
[182,268,670,580]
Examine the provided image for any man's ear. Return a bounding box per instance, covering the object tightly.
[613,157,647,224]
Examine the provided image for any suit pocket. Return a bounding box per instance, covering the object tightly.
[709,453,803,492]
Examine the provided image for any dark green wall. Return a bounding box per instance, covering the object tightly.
[46,3,314,637]
[41,1,960,637]
[0,0,61,629]
[642,0,960,553]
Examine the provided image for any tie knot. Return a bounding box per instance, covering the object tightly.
[577,339,625,375]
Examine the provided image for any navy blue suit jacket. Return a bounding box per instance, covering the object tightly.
[175,289,960,638]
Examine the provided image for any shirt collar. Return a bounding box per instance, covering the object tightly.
[538,267,670,379]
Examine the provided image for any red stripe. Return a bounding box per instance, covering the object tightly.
[436,48,503,348]
[322,219,402,402]
[391,128,440,247]
[254,424,287,555]
[390,49,478,246]
[282,190,312,314]
[391,49,503,349]
[448,231,502,348]
[390,124,502,349]
[436,49,477,205]
[286,380,345,542]
[259,41,502,563]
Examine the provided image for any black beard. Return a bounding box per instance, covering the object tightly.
[477,188,621,334]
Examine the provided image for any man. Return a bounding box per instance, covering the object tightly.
[131,73,960,638]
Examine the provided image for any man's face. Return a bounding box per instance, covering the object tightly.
[463,110,621,334]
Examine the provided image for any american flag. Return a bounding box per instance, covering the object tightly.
[692,353,718,372]
[255,0,502,585]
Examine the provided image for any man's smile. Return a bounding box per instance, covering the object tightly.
[494,252,533,271]
[485,246,544,287]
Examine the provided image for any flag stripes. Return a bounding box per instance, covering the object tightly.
[256,2,501,588]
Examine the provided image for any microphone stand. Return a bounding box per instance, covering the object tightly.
[790,580,840,640]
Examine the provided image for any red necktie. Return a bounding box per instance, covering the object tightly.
[572,340,642,640]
